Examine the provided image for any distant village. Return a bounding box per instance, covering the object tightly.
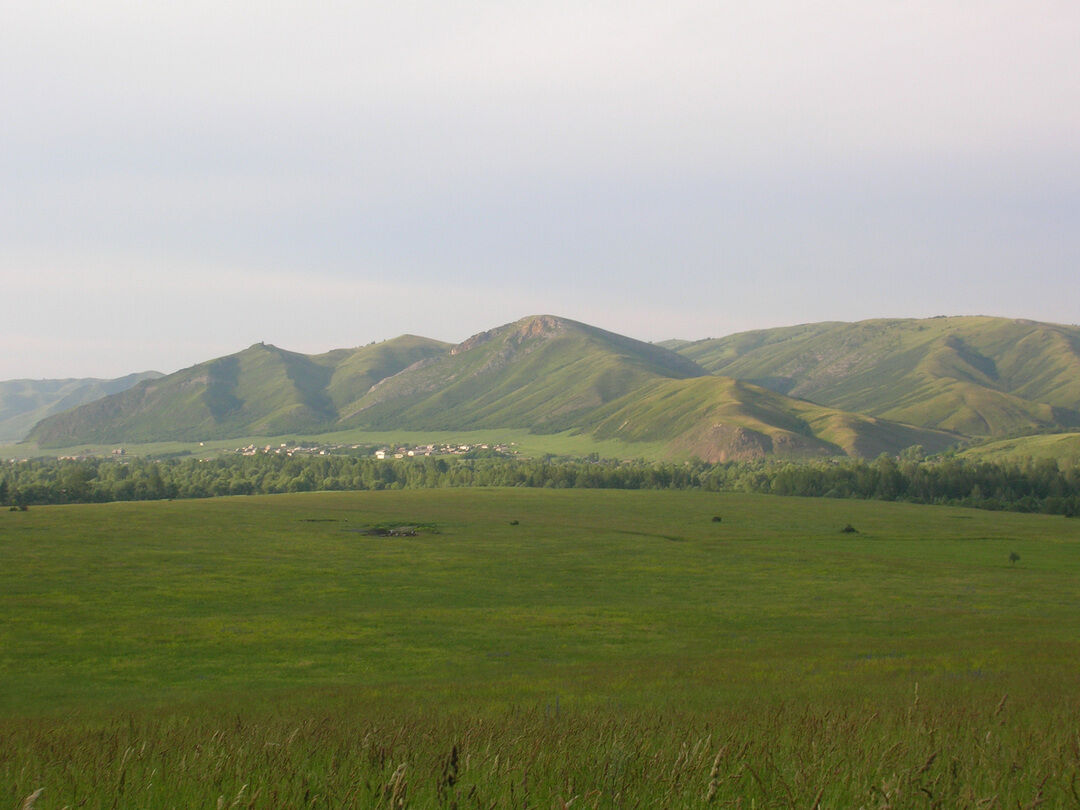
[42,439,520,463]
[231,441,518,459]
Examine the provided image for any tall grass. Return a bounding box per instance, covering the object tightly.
[5,490,1080,807]
[5,691,1079,808]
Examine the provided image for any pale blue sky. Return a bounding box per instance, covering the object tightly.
[2,1,1078,378]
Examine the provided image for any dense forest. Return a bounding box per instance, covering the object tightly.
[2,451,1079,516]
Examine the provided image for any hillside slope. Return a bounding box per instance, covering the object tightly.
[25,315,970,460]
[0,372,161,442]
[28,337,449,446]
[339,315,954,460]
[584,376,957,462]
[960,433,1080,464]
[339,315,706,431]
[674,317,1080,436]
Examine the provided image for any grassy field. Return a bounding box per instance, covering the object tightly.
[3,490,1080,807]
[0,426,672,463]
[961,431,1080,464]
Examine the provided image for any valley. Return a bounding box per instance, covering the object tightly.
[22,313,1077,463]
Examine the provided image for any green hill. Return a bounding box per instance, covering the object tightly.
[339,315,705,432]
[24,315,979,460]
[584,376,956,461]
[0,372,161,442]
[28,337,449,447]
[673,317,1080,436]
[338,315,953,459]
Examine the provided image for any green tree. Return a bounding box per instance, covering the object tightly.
[898,445,925,462]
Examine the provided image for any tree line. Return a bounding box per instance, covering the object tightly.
[1,452,1078,516]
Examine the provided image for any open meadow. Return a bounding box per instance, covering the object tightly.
[3,489,1080,807]
[0,427,671,464]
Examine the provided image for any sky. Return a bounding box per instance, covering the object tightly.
[2,1,1078,379]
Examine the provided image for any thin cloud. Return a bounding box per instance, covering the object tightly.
[1,1,1078,377]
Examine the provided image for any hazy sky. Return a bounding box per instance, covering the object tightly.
[3,1,1078,378]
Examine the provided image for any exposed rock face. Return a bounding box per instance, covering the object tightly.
[511,314,565,341]
[450,330,494,356]
[450,315,566,356]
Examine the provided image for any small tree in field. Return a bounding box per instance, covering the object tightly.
[1009,551,1020,565]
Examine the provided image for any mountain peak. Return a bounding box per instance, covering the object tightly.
[450,314,570,356]
[514,314,568,336]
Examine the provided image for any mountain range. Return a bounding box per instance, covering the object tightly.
[668,316,1080,437]
[0,372,162,443]
[19,314,1080,461]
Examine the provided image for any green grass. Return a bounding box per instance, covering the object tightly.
[0,373,162,444]
[20,315,969,464]
[26,337,450,448]
[0,426,671,462]
[337,316,703,435]
[585,376,955,461]
[4,490,1080,806]
[961,432,1080,464]
[675,316,1080,437]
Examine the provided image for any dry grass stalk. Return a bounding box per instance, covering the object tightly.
[384,762,408,808]
[993,694,1009,718]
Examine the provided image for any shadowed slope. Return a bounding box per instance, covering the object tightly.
[0,372,162,442]
[335,315,957,459]
[585,376,957,462]
[25,315,1002,459]
[675,317,1080,436]
[338,315,706,431]
[28,337,449,446]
